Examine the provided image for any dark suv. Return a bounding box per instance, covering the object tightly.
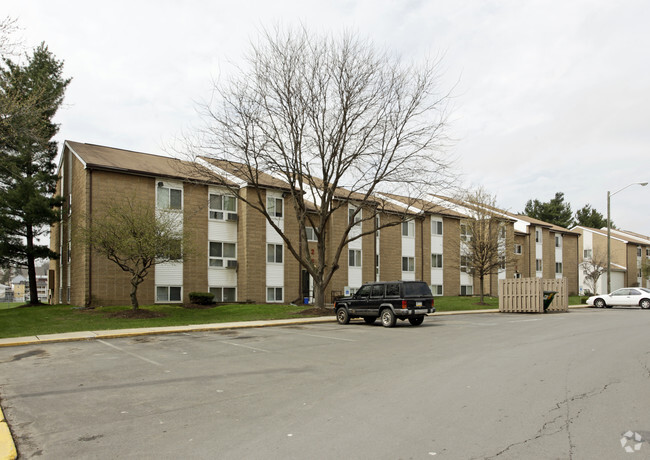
[334,281,435,327]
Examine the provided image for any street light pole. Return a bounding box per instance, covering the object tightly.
[606,181,648,293]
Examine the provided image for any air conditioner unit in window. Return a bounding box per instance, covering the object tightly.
[227,213,238,222]
[227,260,238,269]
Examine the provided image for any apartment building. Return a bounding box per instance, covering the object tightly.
[573,226,650,293]
[50,141,582,306]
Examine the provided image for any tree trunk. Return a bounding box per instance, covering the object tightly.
[313,279,326,308]
[130,280,140,310]
[479,275,485,304]
[26,224,40,305]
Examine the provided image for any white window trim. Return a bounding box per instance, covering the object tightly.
[267,286,284,303]
[209,286,237,302]
[209,241,237,268]
[267,243,284,264]
[209,193,237,221]
[156,184,183,211]
[349,249,362,267]
[267,196,284,218]
[402,256,415,272]
[156,285,183,303]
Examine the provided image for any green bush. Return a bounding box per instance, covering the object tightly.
[188,292,215,305]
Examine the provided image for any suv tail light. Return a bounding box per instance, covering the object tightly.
[402,300,407,309]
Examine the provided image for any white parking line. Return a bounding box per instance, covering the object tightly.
[219,341,270,353]
[508,319,541,323]
[281,330,356,342]
[98,339,162,366]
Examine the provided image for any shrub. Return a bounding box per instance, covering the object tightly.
[189,292,215,305]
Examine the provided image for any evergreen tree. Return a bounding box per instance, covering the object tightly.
[523,192,574,228]
[574,204,610,229]
[0,43,70,304]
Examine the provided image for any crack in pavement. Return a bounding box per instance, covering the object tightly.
[482,381,618,459]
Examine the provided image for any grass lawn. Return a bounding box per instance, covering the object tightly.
[0,302,23,310]
[434,296,499,312]
[0,303,323,339]
[0,295,590,339]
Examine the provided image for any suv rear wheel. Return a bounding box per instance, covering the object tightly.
[408,316,424,326]
[336,307,350,324]
[380,308,396,328]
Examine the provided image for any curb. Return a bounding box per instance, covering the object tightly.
[0,405,17,460]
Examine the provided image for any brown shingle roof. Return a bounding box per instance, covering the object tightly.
[65,141,226,184]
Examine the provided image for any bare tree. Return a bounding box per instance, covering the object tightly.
[458,188,511,304]
[581,249,607,295]
[81,198,190,310]
[184,27,454,307]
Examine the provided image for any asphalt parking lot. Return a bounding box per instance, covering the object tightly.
[1,308,650,459]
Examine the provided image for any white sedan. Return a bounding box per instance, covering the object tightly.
[587,287,650,309]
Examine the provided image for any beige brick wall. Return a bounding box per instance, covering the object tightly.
[563,234,579,295]
[443,217,460,296]
[627,245,638,286]
[238,187,267,302]
[183,182,209,300]
[378,213,402,281]
[88,171,156,306]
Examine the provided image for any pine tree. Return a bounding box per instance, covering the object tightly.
[0,43,70,304]
[523,192,574,228]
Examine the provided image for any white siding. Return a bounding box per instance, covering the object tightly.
[266,192,284,295]
[155,178,184,291]
[535,226,543,278]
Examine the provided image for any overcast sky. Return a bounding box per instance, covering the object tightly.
[6,0,650,233]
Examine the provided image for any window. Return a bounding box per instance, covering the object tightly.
[431,284,443,296]
[431,253,443,268]
[402,220,415,237]
[157,185,182,210]
[267,196,283,218]
[431,220,443,236]
[305,227,317,242]
[349,249,362,267]
[157,286,182,302]
[514,244,522,255]
[638,269,643,278]
[460,224,472,242]
[267,287,283,302]
[209,287,236,302]
[385,283,400,297]
[498,226,506,239]
[209,194,236,220]
[161,238,183,261]
[460,285,473,296]
[209,242,236,267]
[536,259,543,272]
[555,236,562,248]
[535,229,541,243]
[460,255,470,273]
[584,249,592,259]
[371,284,384,297]
[267,244,283,263]
[402,256,415,272]
[555,262,563,274]
[348,206,361,226]
[499,255,506,270]
[646,248,650,257]
[637,247,642,257]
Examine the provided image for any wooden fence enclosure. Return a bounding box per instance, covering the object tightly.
[498,278,569,313]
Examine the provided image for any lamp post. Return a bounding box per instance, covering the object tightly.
[607,181,648,293]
